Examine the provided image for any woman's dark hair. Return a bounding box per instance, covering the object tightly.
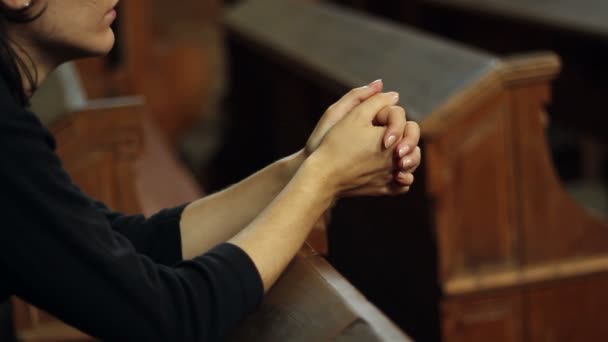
[0,2,44,106]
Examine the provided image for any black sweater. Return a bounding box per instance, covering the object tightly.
[0,77,263,341]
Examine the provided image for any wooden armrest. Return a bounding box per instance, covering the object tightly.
[229,244,411,341]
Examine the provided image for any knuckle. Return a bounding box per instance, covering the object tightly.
[394,107,407,120]
[405,127,421,142]
[392,105,406,114]
[398,173,414,185]
[388,109,406,124]
[349,86,366,97]
[388,107,400,117]
[409,121,421,131]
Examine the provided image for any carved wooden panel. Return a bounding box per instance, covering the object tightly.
[431,93,517,280]
[443,291,524,342]
[526,272,608,342]
[509,84,608,265]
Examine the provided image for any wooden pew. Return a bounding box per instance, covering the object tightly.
[329,0,608,189]
[222,1,608,341]
[414,0,608,184]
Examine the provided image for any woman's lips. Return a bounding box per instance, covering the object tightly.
[105,8,117,21]
[106,0,119,19]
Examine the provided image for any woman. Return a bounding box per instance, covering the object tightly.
[0,0,421,341]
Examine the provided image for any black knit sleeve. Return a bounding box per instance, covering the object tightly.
[91,201,188,266]
[0,107,263,341]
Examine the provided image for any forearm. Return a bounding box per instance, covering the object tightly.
[179,150,306,259]
[229,153,335,291]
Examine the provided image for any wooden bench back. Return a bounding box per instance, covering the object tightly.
[222,1,608,340]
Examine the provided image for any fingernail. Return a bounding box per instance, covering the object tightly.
[369,79,382,90]
[389,92,399,103]
[385,134,396,149]
[366,81,381,92]
[402,158,412,169]
[398,172,408,178]
[398,145,410,158]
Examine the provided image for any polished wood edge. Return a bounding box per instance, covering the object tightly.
[499,52,562,86]
[422,52,561,137]
[51,102,145,160]
[75,96,146,111]
[421,63,503,137]
[299,243,322,258]
[16,321,93,341]
[51,99,144,134]
[299,246,412,341]
[445,254,608,295]
[46,96,145,130]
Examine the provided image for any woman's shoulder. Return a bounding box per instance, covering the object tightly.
[0,102,56,149]
[0,77,55,148]
[0,75,37,119]
[0,102,47,131]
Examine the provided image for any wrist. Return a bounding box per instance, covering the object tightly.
[279,149,307,183]
[298,149,340,201]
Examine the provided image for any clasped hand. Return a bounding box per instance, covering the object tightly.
[305,79,421,197]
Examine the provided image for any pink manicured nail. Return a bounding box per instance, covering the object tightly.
[398,145,410,158]
[385,134,396,149]
[389,92,399,103]
[369,79,383,91]
[402,158,412,169]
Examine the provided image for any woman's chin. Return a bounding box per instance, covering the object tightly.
[75,32,116,59]
[93,31,116,56]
